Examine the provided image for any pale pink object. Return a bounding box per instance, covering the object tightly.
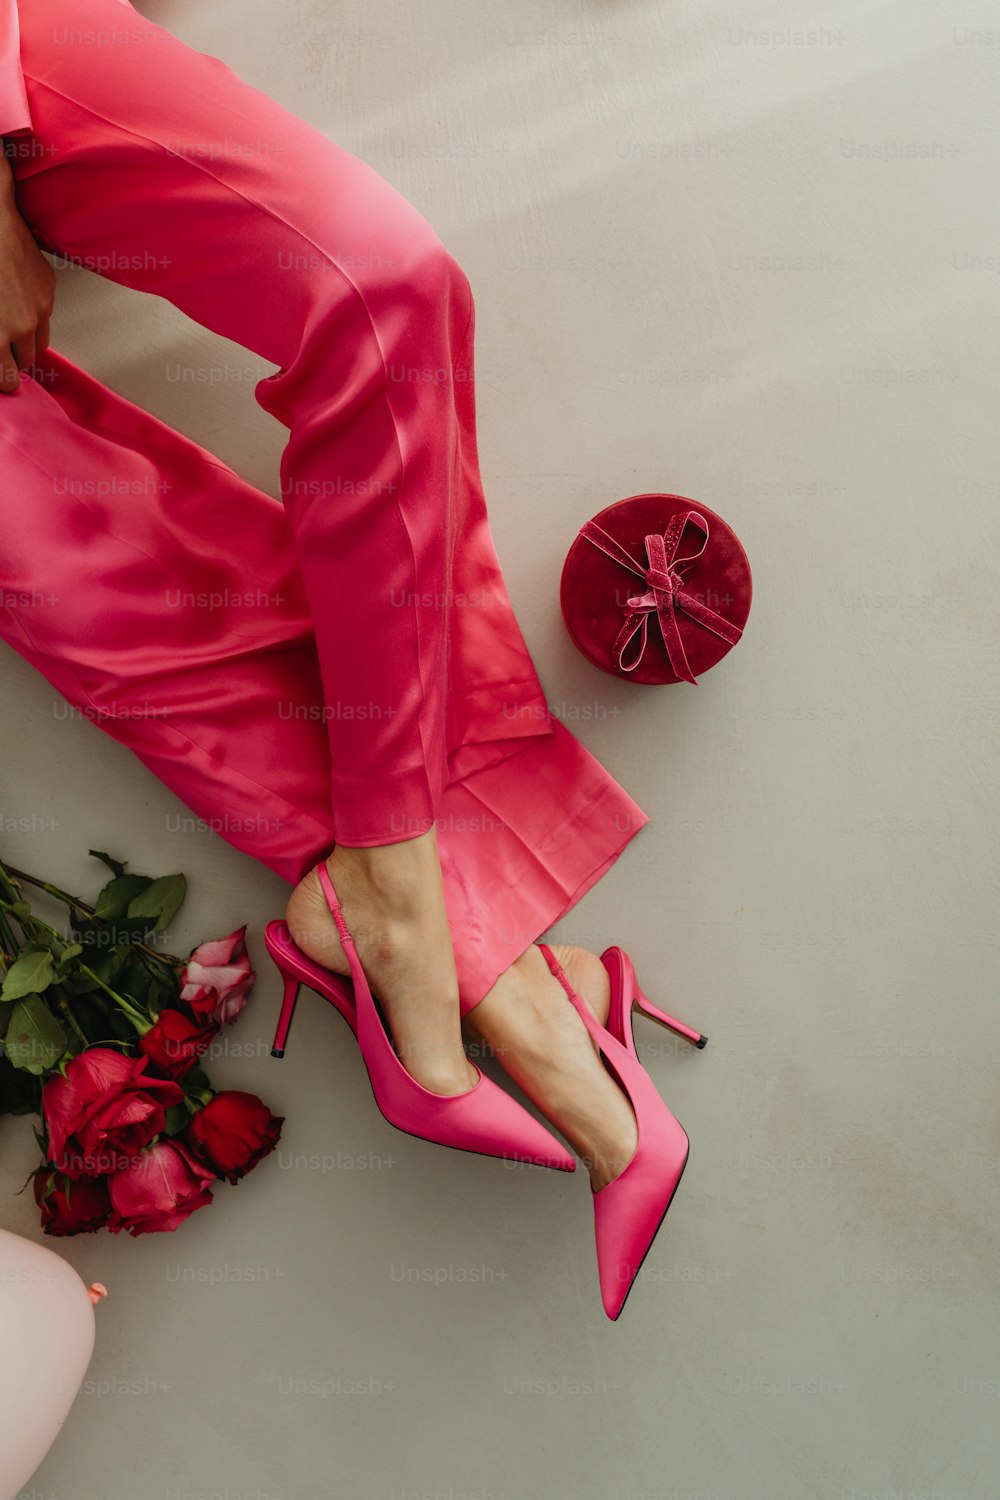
[0,1229,101,1499]
[180,928,255,1026]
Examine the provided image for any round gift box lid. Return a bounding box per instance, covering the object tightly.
[559,492,752,684]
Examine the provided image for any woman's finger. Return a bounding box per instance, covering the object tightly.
[0,345,21,392]
[10,330,37,372]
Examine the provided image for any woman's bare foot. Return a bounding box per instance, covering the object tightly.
[464,943,638,1191]
[285,829,477,1097]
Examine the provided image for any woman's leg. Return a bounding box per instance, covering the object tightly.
[6,0,648,1116]
[0,350,642,1171]
[0,344,345,870]
[11,0,526,845]
[5,0,509,1092]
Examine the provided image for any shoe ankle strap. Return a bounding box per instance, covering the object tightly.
[314,861,354,948]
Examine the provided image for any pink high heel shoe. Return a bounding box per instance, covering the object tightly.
[536,942,698,1320]
[266,862,575,1171]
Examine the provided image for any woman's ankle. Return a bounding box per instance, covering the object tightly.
[303,840,475,1095]
[509,942,612,1029]
[328,826,440,883]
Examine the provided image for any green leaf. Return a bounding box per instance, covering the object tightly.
[146,970,180,1012]
[89,849,127,879]
[3,994,67,1074]
[66,966,100,995]
[92,874,151,922]
[126,874,186,934]
[70,918,104,955]
[1,948,56,1002]
[10,900,32,921]
[55,942,83,972]
[70,944,129,991]
[94,944,130,978]
[112,917,162,944]
[162,1101,190,1136]
[112,951,158,1007]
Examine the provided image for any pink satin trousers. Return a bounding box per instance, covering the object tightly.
[0,0,648,1010]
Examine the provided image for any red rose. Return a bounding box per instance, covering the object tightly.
[33,1168,112,1236]
[107,1139,215,1236]
[180,926,255,1027]
[42,1047,183,1180]
[140,1009,217,1079]
[185,1090,284,1183]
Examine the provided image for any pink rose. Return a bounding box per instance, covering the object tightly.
[108,1139,215,1236]
[42,1048,183,1180]
[180,926,255,1026]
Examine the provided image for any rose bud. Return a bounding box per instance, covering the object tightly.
[140,1008,218,1079]
[180,926,255,1027]
[108,1138,215,1236]
[33,1167,112,1237]
[42,1047,183,1180]
[185,1090,284,1183]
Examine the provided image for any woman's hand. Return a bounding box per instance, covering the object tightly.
[0,149,55,393]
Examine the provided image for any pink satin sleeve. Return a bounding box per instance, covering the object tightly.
[0,0,32,137]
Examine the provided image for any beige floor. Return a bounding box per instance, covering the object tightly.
[2,1,997,1496]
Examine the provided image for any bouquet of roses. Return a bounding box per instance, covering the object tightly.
[0,849,283,1237]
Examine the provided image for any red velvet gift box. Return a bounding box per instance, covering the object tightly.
[559,493,752,684]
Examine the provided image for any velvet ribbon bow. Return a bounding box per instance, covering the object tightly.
[579,509,743,683]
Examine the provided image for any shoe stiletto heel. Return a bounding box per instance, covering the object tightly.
[265,918,358,1053]
[600,946,708,1051]
[270,971,299,1058]
[633,981,706,1048]
[265,863,575,1172]
[536,942,694,1321]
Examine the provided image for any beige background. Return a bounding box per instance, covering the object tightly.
[2,0,998,1496]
